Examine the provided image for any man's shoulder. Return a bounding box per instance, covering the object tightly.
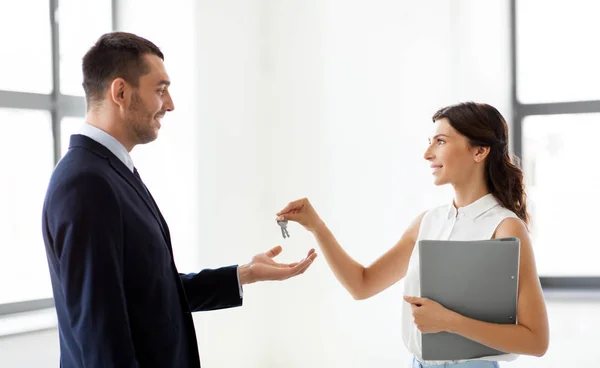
[45,150,115,202]
[52,148,108,181]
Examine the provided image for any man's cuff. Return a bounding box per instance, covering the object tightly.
[236,266,244,298]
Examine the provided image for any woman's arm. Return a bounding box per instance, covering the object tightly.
[277,198,425,300]
[451,218,549,355]
[405,217,549,356]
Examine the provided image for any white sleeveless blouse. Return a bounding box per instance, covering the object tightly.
[401,193,520,365]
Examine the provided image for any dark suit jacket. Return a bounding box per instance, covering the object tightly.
[42,135,242,368]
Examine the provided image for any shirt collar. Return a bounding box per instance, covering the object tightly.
[78,122,135,172]
[447,193,500,220]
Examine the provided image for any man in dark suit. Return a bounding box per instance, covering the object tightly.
[41,32,317,368]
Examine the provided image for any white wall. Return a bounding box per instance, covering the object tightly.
[192,0,511,367]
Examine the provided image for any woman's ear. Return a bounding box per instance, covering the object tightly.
[473,146,490,163]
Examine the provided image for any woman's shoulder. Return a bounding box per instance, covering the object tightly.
[491,205,529,238]
[476,195,520,222]
[490,204,519,219]
[428,203,453,216]
[417,204,453,230]
[404,205,449,241]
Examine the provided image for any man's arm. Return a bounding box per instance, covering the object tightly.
[48,174,139,367]
[180,246,317,312]
[179,266,243,312]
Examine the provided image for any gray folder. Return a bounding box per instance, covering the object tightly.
[419,238,520,361]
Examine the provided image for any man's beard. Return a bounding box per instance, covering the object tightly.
[127,92,159,145]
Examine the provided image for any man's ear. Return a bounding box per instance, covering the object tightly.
[473,145,490,163]
[109,78,130,109]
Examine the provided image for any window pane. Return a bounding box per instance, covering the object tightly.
[523,114,600,276]
[0,1,52,94]
[59,0,112,96]
[517,0,600,103]
[0,109,54,303]
[60,117,85,157]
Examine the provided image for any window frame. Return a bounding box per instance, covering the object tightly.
[510,0,600,290]
[0,0,118,316]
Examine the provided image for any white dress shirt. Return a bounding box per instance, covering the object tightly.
[402,193,519,365]
[76,123,243,297]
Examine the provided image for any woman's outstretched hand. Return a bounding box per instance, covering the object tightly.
[277,198,324,233]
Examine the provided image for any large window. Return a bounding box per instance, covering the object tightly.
[512,0,600,288]
[0,0,113,314]
[0,1,53,94]
[59,0,113,96]
[0,110,54,304]
[516,0,600,104]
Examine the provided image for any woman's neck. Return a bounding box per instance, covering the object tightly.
[452,181,490,208]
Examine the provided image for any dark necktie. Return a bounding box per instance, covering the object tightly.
[133,167,157,209]
[133,167,150,195]
[133,169,171,248]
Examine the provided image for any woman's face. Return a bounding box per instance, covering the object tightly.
[423,118,482,186]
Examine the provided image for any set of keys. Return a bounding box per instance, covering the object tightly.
[277,219,290,239]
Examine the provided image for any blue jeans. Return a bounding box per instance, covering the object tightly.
[411,357,500,368]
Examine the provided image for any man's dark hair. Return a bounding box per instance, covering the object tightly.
[82,32,164,109]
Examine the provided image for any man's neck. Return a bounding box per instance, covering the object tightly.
[86,113,134,152]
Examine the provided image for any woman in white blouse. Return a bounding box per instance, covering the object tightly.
[277,102,549,367]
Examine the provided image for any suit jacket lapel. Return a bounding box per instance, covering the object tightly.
[143,188,173,250]
[110,158,169,237]
[69,135,171,246]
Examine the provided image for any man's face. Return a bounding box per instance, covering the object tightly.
[125,54,174,145]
